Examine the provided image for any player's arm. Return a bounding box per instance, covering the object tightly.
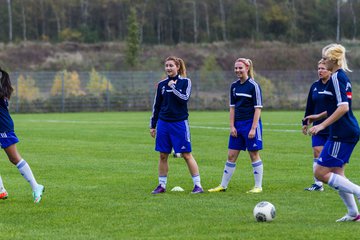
[309,104,348,135]
[229,84,237,137]
[302,86,315,134]
[304,111,328,125]
[249,83,262,139]
[150,84,162,137]
[169,79,191,103]
[229,106,237,137]
[249,107,261,139]
[309,76,349,135]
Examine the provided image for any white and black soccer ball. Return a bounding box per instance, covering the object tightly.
[253,201,276,222]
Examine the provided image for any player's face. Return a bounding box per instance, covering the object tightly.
[234,62,248,79]
[318,63,331,80]
[165,60,179,77]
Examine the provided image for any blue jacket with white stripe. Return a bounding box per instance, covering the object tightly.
[150,75,191,129]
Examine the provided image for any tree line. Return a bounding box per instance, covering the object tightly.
[1,0,359,44]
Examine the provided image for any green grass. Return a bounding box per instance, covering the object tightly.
[1,111,360,239]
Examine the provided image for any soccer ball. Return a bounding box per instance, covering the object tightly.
[172,150,182,158]
[253,201,276,222]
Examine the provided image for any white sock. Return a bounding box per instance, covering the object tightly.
[0,175,5,191]
[252,160,263,188]
[338,190,359,217]
[192,174,202,187]
[16,159,38,191]
[159,176,167,189]
[313,159,323,186]
[328,173,360,198]
[220,161,236,188]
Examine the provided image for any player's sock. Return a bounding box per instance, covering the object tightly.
[0,175,5,191]
[338,190,359,217]
[158,175,167,189]
[192,174,202,187]
[16,159,39,191]
[220,161,236,188]
[328,173,360,198]
[313,159,323,186]
[252,159,263,188]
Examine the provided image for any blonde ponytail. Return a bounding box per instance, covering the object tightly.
[322,43,352,72]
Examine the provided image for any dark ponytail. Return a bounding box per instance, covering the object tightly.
[0,69,14,99]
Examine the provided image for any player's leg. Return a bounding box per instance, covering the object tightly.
[208,149,240,192]
[246,121,263,193]
[305,136,325,191]
[247,150,263,193]
[209,121,245,193]
[182,152,203,193]
[315,141,360,195]
[170,120,203,193]
[313,146,324,187]
[337,188,360,221]
[4,144,44,203]
[152,120,172,194]
[315,142,360,222]
[331,166,360,222]
[152,152,169,194]
[315,164,360,196]
[220,149,240,189]
[0,175,8,199]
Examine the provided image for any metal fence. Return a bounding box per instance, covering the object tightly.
[8,70,360,113]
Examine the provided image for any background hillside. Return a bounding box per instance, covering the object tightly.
[1,40,360,72]
[2,0,360,72]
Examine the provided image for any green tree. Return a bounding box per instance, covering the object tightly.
[263,3,290,39]
[255,73,276,109]
[125,7,140,70]
[199,54,223,90]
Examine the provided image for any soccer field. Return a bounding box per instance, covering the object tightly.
[1,111,360,239]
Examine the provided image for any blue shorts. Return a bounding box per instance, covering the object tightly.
[228,119,263,151]
[312,134,328,147]
[0,131,19,149]
[155,119,192,154]
[317,140,357,168]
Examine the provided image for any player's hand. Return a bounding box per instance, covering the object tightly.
[309,124,324,136]
[304,113,322,125]
[248,128,255,139]
[230,126,237,137]
[150,128,156,138]
[168,80,177,87]
[302,125,308,135]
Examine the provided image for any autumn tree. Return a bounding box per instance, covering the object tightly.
[51,70,85,97]
[14,74,40,101]
[86,68,114,96]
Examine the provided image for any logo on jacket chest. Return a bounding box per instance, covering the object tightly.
[162,85,182,94]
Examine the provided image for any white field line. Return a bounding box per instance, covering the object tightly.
[21,120,300,133]
[191,125,300,133]
[22,119,124,124]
